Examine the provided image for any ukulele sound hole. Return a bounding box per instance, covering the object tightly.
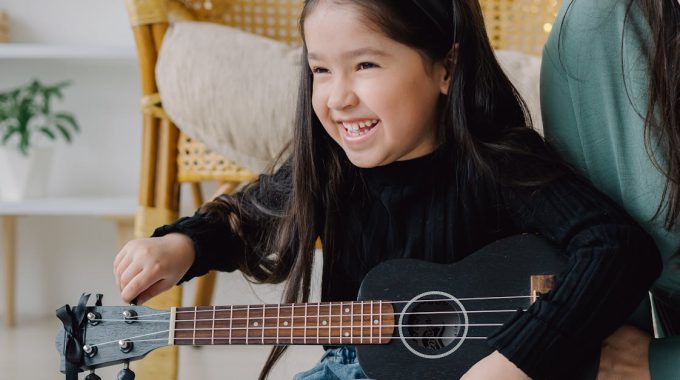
[403,294,464,355]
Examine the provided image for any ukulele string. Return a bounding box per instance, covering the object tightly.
[86,319,510,347]
[86,295,539,347]
[91,334,491,348]
[124,294,536,320]
[91,308,526,324]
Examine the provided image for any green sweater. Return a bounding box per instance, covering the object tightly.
[541,0,680,377]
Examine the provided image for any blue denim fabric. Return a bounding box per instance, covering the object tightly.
[294,347,371,380]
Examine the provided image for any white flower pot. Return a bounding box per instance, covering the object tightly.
[0,147,53,201]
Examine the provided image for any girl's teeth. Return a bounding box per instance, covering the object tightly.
[343,119,378,132]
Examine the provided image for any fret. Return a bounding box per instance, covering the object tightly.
[360,302,364,344]
[276,303,281,344]
[340,302,344,344]
[290,303,295,344]
[262,305,265,345]
[192,306,197,346]
[327,302,332,344]
[229,305,233,345]
[246,305,250,345]
[304,303,308,344]
[350,302,354,345]
[378,300,382,343]
[316,302,320,344]
[368,301,373,344]
[211,306,215,345]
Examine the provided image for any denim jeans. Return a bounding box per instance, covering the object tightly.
[294,346,370,380]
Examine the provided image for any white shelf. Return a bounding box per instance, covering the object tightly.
[0,43,136,60]
[0,196,137,216]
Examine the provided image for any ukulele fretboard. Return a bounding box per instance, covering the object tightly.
[171,301,395,346]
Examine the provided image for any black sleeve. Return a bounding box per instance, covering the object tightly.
[152,161,293,284]
[486,172,662,379]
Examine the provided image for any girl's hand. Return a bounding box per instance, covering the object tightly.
[461,350,531,380]
[113,233,196,304]
[597,325,651,380]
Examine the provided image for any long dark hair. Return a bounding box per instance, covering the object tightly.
[210,1,566,378]
[561,0,680,230]
[638,0,680,230]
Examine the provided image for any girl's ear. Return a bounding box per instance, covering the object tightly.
[439,44,459,95]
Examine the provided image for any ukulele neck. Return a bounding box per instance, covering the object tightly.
[170,301,395,346]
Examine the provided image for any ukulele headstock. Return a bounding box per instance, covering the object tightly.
[56,303,169,373]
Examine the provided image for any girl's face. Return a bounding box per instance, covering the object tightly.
[304,1,450,168]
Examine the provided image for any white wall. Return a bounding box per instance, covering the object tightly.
[0,0,300,324]
[0,0,142,320]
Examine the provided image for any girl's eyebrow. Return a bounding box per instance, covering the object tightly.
[308,48,392,61]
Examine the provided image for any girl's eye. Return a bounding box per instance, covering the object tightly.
[311,67,329,74]
[357,62,377,70]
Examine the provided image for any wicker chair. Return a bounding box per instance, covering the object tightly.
[123,0,562,378]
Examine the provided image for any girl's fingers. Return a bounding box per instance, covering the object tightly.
[121,267,161,304]
[137,278,174,305]
[113,246,127,269]
[114,253,134,292]
[115,254,135,291]
[119,264,145,300]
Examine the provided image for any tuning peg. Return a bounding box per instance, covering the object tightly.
[118,362,135,380]
[85,370,102,380]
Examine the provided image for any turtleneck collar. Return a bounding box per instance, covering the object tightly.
[359,147,451,186]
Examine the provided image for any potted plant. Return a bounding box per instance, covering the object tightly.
[0,79,80,200]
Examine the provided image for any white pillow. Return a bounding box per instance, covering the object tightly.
[156,22,543,173]
[495,50,544,135]
[157,22,302,173]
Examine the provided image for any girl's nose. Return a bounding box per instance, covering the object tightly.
[327,78,359,110]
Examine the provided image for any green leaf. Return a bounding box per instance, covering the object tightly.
[2,126,18,145]
[39,127,57,140]
[0,79,78,151]
[54,123,72,143]
[55,112,80,132]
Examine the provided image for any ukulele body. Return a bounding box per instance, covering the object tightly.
[356,234,594,379]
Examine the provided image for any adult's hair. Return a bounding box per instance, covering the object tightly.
[205,1,566,378]
[561,0,680,230]
[637,0,680,230]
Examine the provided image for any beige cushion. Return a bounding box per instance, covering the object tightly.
[156,22,543,173]
[157,22,301,173]
[495,50,543,135]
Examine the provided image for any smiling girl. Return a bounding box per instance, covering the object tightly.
[114,1,661,379]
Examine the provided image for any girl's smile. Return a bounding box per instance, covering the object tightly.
[304,0,450,168]
[337,119,381,144]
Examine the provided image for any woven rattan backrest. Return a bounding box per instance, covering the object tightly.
[169,0,562,182]
[171,0,562,52]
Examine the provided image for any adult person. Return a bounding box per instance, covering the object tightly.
[541,1,680,378]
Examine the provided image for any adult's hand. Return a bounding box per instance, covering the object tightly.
[461,350,531,380]
[597,324,651,380]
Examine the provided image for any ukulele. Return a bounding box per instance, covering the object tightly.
[56,234,598,379]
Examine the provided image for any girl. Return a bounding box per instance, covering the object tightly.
[114,0,661,379]
[542,0,680,378]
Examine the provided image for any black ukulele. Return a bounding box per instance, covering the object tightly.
[56,234,598,379]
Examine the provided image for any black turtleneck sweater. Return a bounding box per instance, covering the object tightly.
[153,150,661,379]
